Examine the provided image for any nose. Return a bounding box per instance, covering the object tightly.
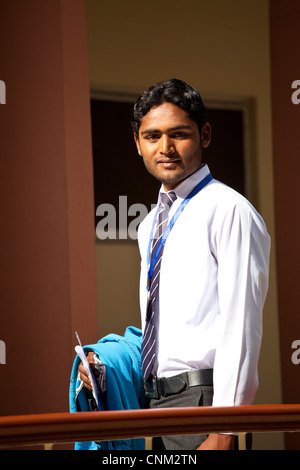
[160,134,175,156]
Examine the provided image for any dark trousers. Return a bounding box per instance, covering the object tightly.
[150,385,213,450]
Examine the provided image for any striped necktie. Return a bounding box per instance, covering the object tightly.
[141,191,177,381]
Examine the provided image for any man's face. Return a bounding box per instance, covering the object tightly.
[134,102,211,191]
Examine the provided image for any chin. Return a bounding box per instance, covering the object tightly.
[162,172,187,186]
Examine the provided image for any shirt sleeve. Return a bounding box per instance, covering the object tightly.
[211,201,270,406]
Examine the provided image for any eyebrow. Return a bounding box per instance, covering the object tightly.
[141,125,193,135]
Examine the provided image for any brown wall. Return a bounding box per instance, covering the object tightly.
[270,0,300,450]
[0,0,98,417]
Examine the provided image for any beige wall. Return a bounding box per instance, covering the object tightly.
[86,0,283,449]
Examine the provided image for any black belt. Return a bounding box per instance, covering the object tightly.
[144,369,213,399]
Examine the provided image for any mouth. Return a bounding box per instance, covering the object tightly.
[157,159,181,169]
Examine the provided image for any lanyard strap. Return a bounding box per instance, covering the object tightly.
[147,172,212,290]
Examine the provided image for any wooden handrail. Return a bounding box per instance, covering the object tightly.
[0,404,300,448]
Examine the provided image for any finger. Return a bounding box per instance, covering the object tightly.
[78,362,93,390]
[83,351,100,378]
[80,372,93,390]
[86,351,97,363]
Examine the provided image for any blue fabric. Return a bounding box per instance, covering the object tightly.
[69,326,146,450]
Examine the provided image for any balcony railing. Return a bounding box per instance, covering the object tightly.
[0,404,300,449]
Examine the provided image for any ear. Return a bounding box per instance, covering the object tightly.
[134,133,142,156]
[201,122,212,148]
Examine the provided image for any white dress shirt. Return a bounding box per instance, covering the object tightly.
[138,165,270,407]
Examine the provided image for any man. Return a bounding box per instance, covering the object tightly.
[132,78,270,450]
[79,78,270,450]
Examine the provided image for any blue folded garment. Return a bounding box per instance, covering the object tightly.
[69,326,146,450]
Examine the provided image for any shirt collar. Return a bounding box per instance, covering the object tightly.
[159,164,211,200]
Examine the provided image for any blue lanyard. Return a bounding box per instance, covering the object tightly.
[146,172,212,290]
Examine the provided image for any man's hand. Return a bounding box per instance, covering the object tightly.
[78,351,98,391]
[197,434,235,450]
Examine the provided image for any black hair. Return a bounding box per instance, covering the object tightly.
[131,78,208,135]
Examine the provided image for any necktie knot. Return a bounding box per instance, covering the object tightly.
[160,191,177,209]
[153,191,177,243]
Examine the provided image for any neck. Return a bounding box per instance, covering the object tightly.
[162,166,203,192]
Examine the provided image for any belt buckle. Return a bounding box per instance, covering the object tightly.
[144,375,158,399]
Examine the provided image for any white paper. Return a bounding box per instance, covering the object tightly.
[75,331,103,410]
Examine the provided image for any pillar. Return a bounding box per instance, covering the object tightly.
[0,0,98,416]
[270,0,300,450]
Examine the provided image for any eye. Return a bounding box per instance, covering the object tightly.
[145,134,160,141]
[172,132,188,139]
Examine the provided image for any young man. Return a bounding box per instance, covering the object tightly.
[132,78,270,450]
